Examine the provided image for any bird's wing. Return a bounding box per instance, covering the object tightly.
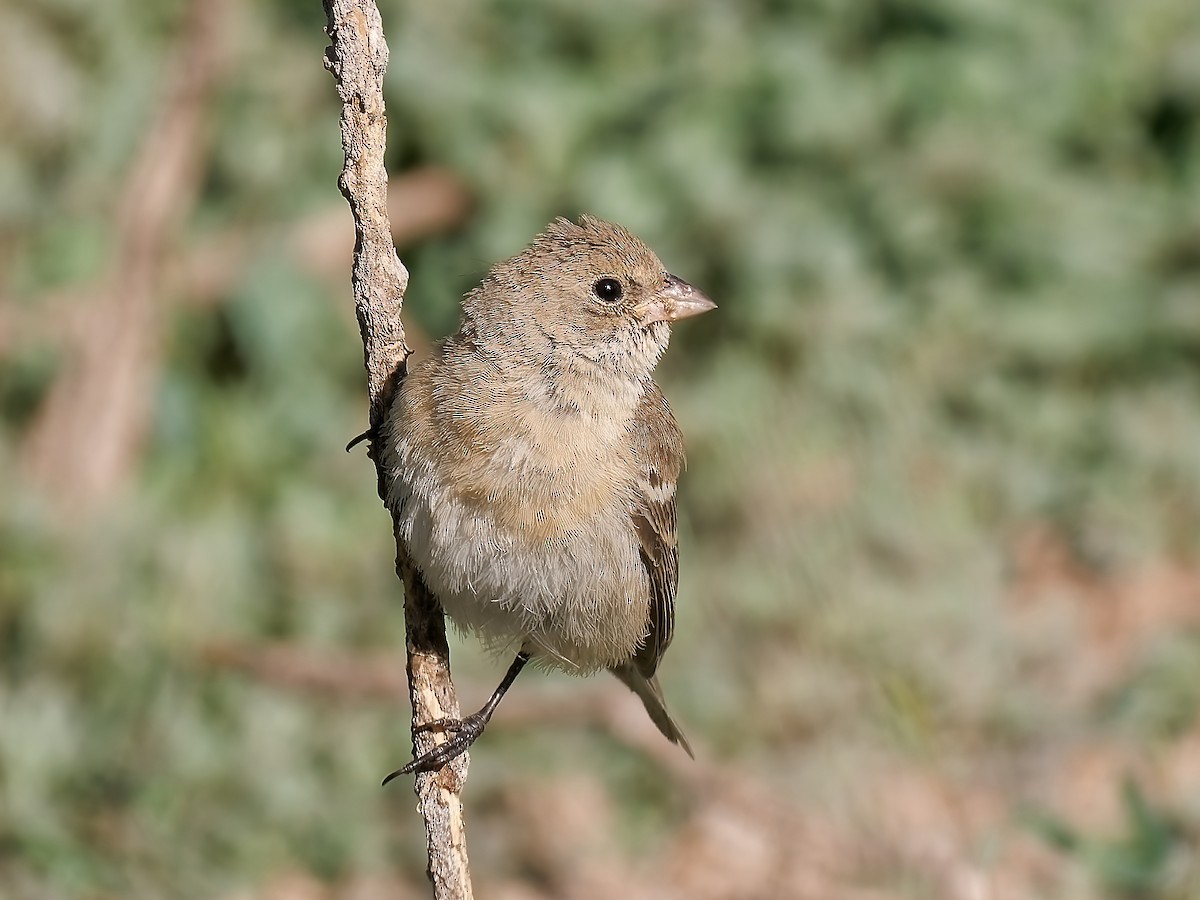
[628,381,685,679]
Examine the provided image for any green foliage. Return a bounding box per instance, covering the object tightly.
[1029,778,1198,899]
[1103,630,1200,740]
[2,0,1200,896]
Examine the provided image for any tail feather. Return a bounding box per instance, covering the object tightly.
[609,664,694,758]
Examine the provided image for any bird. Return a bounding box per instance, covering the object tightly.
[377,215,715,780]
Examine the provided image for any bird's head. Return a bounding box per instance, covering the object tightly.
[465,215,715,383]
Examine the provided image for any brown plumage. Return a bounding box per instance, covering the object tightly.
[380,215,713,777]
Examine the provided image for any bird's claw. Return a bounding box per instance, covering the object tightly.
[345,428,374,452]
[381,711,490,785]
[412,715,459,735]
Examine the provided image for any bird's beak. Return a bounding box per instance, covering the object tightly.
[634,274,717,325]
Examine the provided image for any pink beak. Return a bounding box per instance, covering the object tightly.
[634,274,717,325]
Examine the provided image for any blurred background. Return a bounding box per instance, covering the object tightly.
[3,0,1200,897]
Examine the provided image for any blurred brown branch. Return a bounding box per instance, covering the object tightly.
[0,167,468,367]
[19,0,231,510]
[320,1,472,897]
[200,638,698,774]
[200,640,409,701]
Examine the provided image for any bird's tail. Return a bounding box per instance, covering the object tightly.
[609,664,694,758]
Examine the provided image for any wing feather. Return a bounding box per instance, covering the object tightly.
[628,381,684,679]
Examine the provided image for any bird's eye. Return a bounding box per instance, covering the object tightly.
[592,278,623,303]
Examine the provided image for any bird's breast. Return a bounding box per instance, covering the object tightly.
[386,413,649,671]
[431,383,639,540]
[381,362,654,670]
[453,439,631,542]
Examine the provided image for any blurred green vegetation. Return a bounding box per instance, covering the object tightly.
[2,0,1200,897]
[1029,778,1197,899]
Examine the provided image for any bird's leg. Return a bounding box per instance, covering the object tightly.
[383,651,530,783]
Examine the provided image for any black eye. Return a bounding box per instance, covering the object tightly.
[592,278,623,303]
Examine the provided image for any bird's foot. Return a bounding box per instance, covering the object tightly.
[381,710,491,784]
[381,652,529,786]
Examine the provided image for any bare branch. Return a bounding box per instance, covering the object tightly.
[321,1,473,896]
[320,0,408,430]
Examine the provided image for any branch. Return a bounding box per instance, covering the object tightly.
[1,167,469,362]
[19,0,229,510]
[320,2,473,896]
